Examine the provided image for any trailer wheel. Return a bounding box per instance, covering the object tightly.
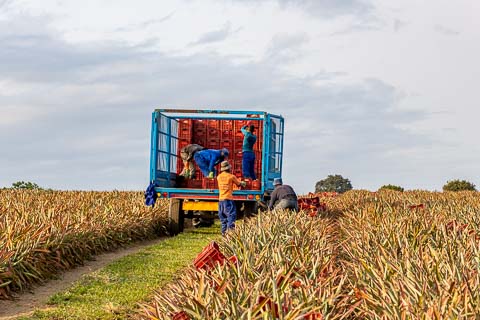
[242,201,259,217]
[168,199,184,235]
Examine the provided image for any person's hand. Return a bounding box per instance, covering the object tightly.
[208,172,214,179]
[240,181,247,187]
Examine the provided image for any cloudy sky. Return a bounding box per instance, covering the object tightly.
[0,0,479,193]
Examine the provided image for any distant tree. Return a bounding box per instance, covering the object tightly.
[379,184,404,192]
[11,181,42,190]
[315,174,352,194]
[442,179,476,192]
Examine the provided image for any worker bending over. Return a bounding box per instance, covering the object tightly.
[268,178,298,211]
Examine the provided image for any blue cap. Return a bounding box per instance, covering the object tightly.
[273,178,283,186]
[221,148,229,157]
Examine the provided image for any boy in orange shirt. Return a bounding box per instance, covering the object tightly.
[217,161,246,235]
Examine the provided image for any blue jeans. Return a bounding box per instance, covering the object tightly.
[194,153,214,177]
[242,151,256,180]
[218,200,236,235]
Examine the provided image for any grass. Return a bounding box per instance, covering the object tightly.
[21,224,221,320]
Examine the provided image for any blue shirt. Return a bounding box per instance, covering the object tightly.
[241,127,257,152]
[196,149,223,172]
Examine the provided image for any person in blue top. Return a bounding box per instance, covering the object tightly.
[241,122,257,180]
[193,148,229,178]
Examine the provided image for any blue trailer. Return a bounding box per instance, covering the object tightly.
[149,109,284,234]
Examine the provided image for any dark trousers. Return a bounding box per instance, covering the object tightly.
[194,153,213,177]
[218,200,236,235]
[242,151,256,180]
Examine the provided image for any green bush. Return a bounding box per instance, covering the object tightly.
[315,174,353,194]
[442,179,476,192]
[379,184,404,192]
[11,181,42,190]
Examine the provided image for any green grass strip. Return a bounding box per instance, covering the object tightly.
[21,225,220,320]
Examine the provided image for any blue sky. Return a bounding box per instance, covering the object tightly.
[0,0,479,193]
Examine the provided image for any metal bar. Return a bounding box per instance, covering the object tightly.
[155,109,268,115]
[149,112,158,182]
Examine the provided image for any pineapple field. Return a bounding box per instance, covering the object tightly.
[141,190,480,319]
[0,190,168,299]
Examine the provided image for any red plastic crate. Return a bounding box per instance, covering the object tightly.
[252,180,261,190]
[220,138,233,150]
[202,178,217,189]
[303,312,323,320]
[221,129,233,139]
[207,119,220,129]
[186,179,202,189]
[256,296,280,317]
[221,120,233,131]
[172,311,190,320]
[206,138,220,150]
[192,136,206,147]
[193,241,225,270]
[207,127,220,138]
[193,119,207,129]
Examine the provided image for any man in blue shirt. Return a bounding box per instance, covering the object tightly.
[193,148,229,178]
[241,123,257,180]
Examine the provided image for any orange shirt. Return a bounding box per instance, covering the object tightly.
[217,172,241,200]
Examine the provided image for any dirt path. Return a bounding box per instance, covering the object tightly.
[0,237,166,320]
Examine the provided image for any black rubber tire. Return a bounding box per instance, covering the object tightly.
[168,198,184,235]
[242,201,259,217]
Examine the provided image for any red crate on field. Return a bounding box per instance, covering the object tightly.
[193,241,225,270]
[172,311,190,320]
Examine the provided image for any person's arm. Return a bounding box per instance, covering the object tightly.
[232,175,246,187]
[268,189,278,210]
[241,126,248,135]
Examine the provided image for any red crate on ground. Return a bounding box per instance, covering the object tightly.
[193,241,225,270]
[172,311,190,320]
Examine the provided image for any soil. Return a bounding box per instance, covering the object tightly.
[0,237,166,320]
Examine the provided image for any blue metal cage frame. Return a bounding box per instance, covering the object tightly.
[149,109,284,200]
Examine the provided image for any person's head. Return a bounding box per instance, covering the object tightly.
[220,160,231,173]
[246,121,255,133]
[221,148,229,158]
[273,178,283,187]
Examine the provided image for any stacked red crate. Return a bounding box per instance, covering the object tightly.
[192,119,207,146]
